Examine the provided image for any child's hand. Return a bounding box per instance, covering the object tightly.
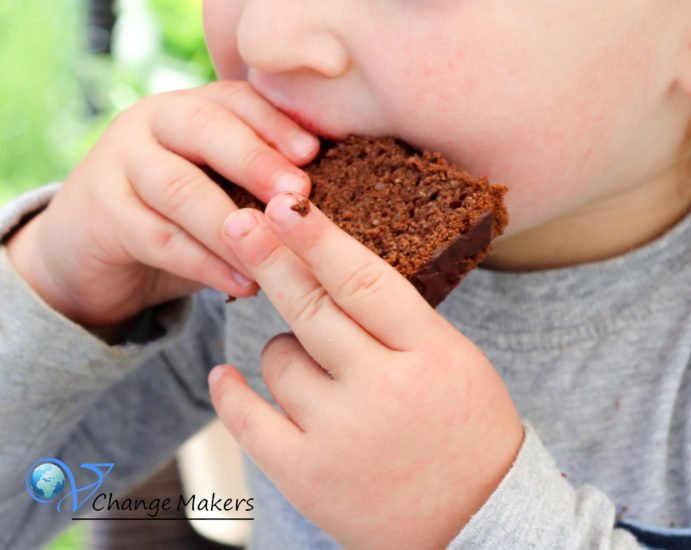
[209,193,525,550]
[6,81,318,328]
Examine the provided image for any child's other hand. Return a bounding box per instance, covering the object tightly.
[209,193,525,550]
[6,81,319,328]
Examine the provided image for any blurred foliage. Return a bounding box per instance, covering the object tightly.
[0,0,86,204]
[0,0,214,207]
[45,522,86,550]
[150,0,215,81]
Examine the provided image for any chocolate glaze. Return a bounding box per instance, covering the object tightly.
[409,212,493,307]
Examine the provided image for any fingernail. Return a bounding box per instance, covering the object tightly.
[223,209,259,240]
[267,193,310,225]
[232,269,254,287]
[274,172,307,195]
[208,365,226,387]
[291,132,319,158]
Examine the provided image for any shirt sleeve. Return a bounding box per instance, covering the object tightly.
[446,423,644,549]
[0,185,225,549]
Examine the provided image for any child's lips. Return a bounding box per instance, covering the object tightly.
[274,104,348,142]
[247,72,347,141]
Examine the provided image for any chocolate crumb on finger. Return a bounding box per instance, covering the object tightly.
[290,198,311,217]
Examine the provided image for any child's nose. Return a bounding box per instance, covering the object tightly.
[235,0,350,78]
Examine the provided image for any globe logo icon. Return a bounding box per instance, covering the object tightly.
[30,463,65,500]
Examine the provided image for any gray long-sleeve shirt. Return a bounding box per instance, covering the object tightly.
[1,184,690,549]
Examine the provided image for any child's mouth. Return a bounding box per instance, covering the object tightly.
[273,104,348,142]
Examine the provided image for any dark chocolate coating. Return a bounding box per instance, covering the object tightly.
[409,212,493,307]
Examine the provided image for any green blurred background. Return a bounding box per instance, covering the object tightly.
[0,0,213,206]
[0,0,213,547]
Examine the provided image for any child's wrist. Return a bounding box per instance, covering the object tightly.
[5,213,84,323]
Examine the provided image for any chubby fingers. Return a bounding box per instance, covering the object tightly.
[260,332,334,429]
[209,333,337,486]
[151,84,316,203]
[126,146,259,290]
[117,82,321,300]
[262,193,440,351]
[221,206,383,379]
[113,183,258,298]
[208,362,303,483]
[190,81,320,166]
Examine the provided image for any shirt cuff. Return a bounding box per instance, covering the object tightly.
[446,423,641,549]
[0,182,62,243]
[0,184,194,386]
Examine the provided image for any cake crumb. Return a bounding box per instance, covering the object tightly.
[560,472,568,479]
[290,198,311,217]
[614,398,621,409]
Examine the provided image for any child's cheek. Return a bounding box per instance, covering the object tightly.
[372,20,661,234]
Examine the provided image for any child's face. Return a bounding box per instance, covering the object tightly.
[203,1,690,242]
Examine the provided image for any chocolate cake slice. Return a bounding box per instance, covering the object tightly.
[215,136,508,308]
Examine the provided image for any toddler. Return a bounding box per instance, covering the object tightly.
[2,1,691,548]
